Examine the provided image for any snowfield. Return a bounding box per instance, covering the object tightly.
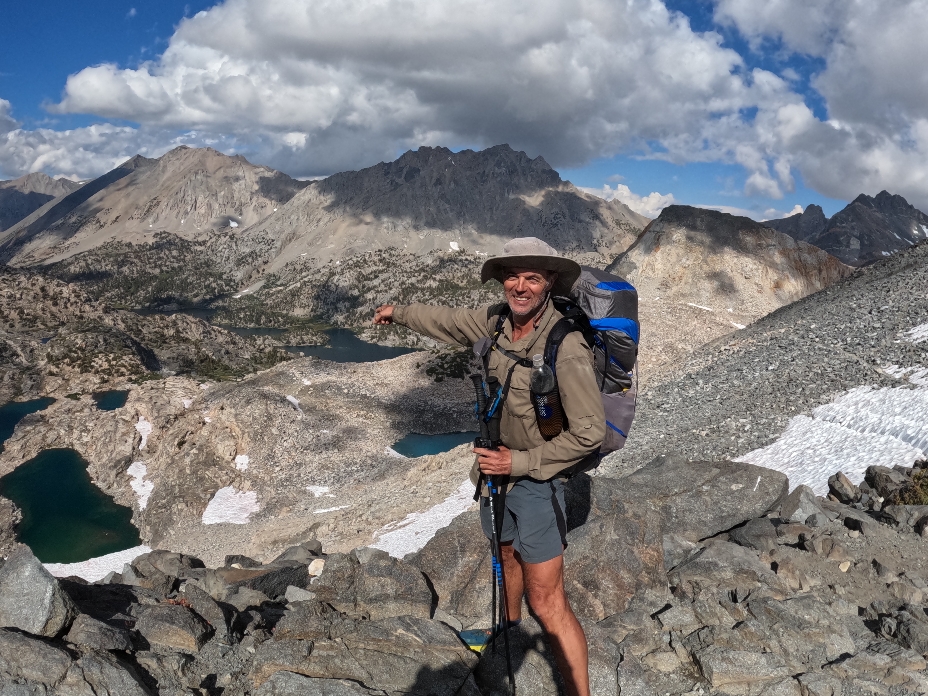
[45,545,152,582]
[201,487,260,525]
[372,479,476,559]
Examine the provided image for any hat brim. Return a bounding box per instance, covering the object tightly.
[481,254,581,295]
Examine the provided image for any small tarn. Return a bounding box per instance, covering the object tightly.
[92,390,129,411]
[0,448,141,563]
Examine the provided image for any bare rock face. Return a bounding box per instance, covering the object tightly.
[135,603,212,653]
[240,144,646,273]
[311,548,433,620]
[620,455,789,542]
[0,172,81,232]
[609,205,852,322]
[0,546,76,637]
[0,146,308,266]
[768,191,928,266]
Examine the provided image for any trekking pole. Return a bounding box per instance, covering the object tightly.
[469,374,515,693]
[485,377,516,694]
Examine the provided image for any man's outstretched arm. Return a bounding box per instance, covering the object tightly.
[373,302,489,347]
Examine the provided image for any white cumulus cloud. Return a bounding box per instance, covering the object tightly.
[582,183,675,218]
[0,0,925,211]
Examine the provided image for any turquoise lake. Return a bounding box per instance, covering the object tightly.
[92,390,129,411]
[0,398,55,452]
[392,431,478,458]
[0,448,140,563]
[287,328,418,363]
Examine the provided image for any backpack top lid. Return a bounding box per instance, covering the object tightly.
[570,267,639,345]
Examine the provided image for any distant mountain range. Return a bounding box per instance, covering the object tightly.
[610,205,852,320]
[0,147,308,266]
[0,173,81,232]
[765,191,928,266]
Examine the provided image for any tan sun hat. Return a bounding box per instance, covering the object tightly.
[480,237,581,295]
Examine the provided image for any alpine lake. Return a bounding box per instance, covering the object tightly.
[0,320,473,565]
[0,398,141,563]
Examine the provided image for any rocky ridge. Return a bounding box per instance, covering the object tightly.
[0,347,480,565]
[0,147,308,267]
[0,268,292,404]
[766,192,928,266]
[5,455,928,694]
[603,237,928,481]
[606,205,853,380]
[0,172,81,232]
[232,145,647,275]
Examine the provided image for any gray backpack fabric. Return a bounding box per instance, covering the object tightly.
[545,267,639,463]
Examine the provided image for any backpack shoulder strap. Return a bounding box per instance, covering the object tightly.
[543,307,591,373]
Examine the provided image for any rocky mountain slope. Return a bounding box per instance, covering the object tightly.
[766,191,928,266]
[0,348,478,565]
[6,453,928,695]
[232,144,647,275]
[0,147,308,267]
[0,269,292,403]
[0,173,81,232]
[603,237,928,483]
[606,205,853,379]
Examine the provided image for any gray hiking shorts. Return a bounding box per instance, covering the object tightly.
[480,476,568,564]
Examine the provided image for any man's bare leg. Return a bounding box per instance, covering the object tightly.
[499,542,524,621]
[522,553,590,696]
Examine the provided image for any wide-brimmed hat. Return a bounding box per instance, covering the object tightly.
[481,237,581,295]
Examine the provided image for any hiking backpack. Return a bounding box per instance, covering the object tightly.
[545,266,639,461]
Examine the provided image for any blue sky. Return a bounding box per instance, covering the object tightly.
[1,0,925,219]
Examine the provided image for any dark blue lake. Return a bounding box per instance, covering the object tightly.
[392,431,478,458]
[0,398,55,452]
[0,448,140,563]
[287,328,418,363]
[92,390,129,411]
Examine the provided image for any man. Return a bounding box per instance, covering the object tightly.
[373,237,605,696]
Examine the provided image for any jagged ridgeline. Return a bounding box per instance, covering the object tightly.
[1,145,647,326]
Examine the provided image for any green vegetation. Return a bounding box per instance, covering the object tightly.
[888,464,928,505]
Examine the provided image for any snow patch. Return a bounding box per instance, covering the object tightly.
[45,545,152,582]
[902,322,928,344]
[687,303,714,312]
[449,241,460,251]
[385,447,406,458]
[126,461,154,509]
[202,487,260,525]
[736,385,928,495]
[234,454,250,471]
[135,417,153,450]
[372,479,476,559]
[302,378,311,385]
[182,399,193,409]
[730,322,746,330]
[306,485,330,497]
[229,220,239,228]
[314,505,349,514]
[286,395,303,416]
[199,383,210,390]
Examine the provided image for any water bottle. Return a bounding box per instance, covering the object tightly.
[530,354,565,440]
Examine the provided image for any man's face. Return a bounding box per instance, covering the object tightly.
[503,267,555,318]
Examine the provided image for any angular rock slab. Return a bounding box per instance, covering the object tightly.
[0,627,72,685]
[0,546,76,637]
[475,617,620,695]
[669,540,788,598]
[65,613,133,651]
[251,616,477,695]
[409,511,492,629]
[620,455,789,542]
[135,604,211,653]
[255,671,385,695]
[312,549,432,620]
[57,649,151,696]
[563,475,669,620]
